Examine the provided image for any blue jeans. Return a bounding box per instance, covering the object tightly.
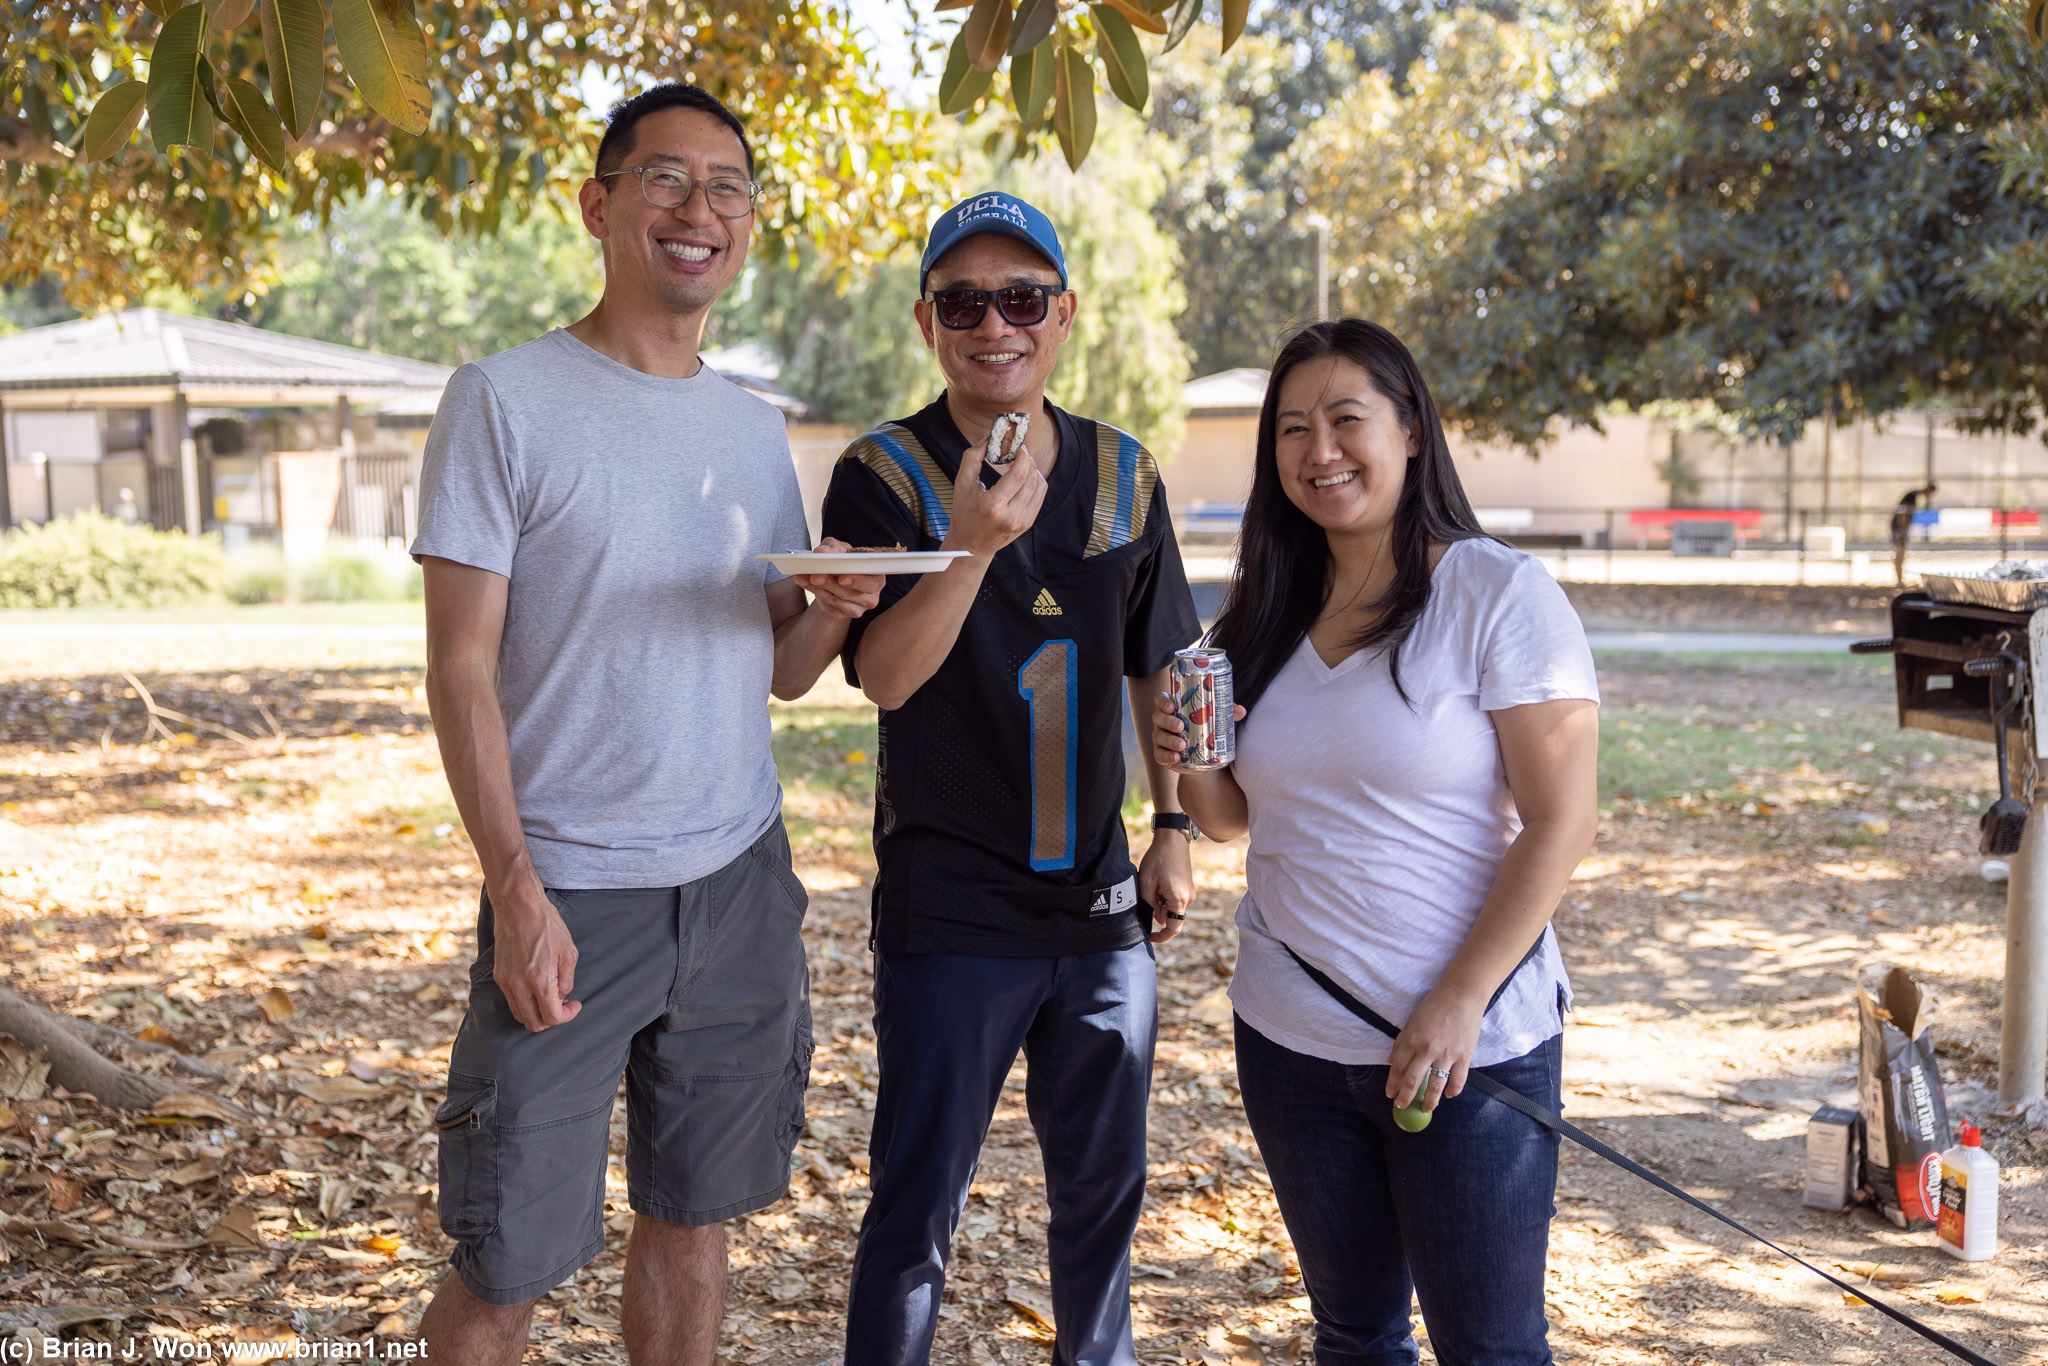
[1235,1017,1562,1366]
[844,945,1157,1366]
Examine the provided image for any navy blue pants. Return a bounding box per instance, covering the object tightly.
[1236,1017,1562,1366]
[843,944,1157,1366]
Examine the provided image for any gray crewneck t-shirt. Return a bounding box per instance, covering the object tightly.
[411,328,810,889]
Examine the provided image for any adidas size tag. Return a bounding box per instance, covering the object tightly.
[1087,877,1139,918]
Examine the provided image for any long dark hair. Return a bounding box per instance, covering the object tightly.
[1208,319,1489,710]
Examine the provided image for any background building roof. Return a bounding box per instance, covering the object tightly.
[0,308,453,400]
[1184,367,1270,416]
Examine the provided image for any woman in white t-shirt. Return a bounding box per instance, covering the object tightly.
[1154,320,1599,1364]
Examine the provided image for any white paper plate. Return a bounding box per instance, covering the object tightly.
[756,550,970,576]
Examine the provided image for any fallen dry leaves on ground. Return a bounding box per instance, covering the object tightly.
[0,626,2044,1363]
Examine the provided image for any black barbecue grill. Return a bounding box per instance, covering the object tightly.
[1858,594,2029,745]
[1855,589,2040,853]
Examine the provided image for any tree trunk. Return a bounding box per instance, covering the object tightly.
[0,986,204,1112]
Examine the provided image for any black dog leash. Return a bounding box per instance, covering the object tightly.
[1282,945,2001,1366]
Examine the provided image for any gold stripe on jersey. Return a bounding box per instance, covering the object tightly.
[844,423,955,541]
[1084,423,1158,557]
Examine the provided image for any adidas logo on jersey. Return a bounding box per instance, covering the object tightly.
[1032,588,1062,616]
[1091,890,1110,912]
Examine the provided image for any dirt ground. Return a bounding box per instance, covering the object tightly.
[1560,582,1895,636]
[1,615,2045,1364]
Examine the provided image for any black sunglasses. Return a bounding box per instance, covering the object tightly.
[924,284,1063,330]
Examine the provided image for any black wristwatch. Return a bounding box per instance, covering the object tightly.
[1152,812,1197,843]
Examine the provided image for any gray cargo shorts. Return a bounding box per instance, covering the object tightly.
[433,822,813,1306]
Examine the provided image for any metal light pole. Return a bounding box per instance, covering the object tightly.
[1305,213,1331,322]
[2010,610,2048,1104]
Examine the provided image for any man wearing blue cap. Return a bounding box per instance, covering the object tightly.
[820,193,1202,1363]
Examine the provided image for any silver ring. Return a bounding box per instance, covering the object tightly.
[1429,1067,1452,1080]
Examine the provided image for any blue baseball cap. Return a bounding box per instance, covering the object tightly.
[919,191,1067,294]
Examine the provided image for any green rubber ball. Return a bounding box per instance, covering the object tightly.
[1392,1084,1433,1134]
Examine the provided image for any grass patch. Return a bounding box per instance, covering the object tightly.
[772,700,879,855]
[1594,653,1986,817]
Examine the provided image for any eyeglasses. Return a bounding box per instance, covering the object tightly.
[924,284,1064,331]
[598,166,761,218]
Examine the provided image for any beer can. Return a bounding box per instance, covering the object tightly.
[1171,647,1236,771]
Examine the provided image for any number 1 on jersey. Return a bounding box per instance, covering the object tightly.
[1018,640,1078,871]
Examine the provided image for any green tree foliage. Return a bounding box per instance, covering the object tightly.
[1146,34,1317,375]
[237,191,605,366]
[1002,109,1190,453]
[1289,10,1576,343]
[2,2,948,311]
[1142,1,1562,376]
[747,252,934,434]
[1407,0,2048,446]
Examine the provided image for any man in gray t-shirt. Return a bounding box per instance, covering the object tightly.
[410,83,881,1366]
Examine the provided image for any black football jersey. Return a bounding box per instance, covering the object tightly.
[820,395,1201,956]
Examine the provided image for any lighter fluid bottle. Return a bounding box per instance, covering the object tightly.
[1936,1123,1998,1261]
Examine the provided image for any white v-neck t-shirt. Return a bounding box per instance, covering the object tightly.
[1228,536,1600,1067]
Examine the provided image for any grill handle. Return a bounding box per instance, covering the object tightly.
[1848,638,1896,654]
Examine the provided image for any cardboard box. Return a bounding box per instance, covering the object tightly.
[1804,1105,1862,1210]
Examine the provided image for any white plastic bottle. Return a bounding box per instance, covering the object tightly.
[1936,1123,1999,1261]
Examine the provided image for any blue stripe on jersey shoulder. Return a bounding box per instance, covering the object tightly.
[843,423,953,541]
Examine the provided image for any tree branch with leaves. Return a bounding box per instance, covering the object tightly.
[2,1,951,311]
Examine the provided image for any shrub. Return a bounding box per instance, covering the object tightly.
[299,549,399,602]
[0,512,228,608]
[226,547,292,604]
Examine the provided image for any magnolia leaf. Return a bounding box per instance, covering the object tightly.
[197,59,227,122]
[1092,5,1149,110]
[331,0,431,136]
[140,0,174,16]
[1005,1284,1057,1330]
[257,985,294,1022]
[1010,0,1057,54]
[1052,41,1096,171]
[296,1074,385,1103]
[963,0,1014,71]
[0,1038,49,1101]
[1191,985,1234,1024]
[203,1206,267,1250]
[146,4,216,153]
[1220,0,1248,51]
[933,0,976,7]
[221,77,289,170]
[210,0,257,29]
[1163,0,1203,53]
[150,1090,241,1122]
[2031,0,2047,45]
[259,0,325,140]
[1011,41,1054,131]
[164,1157,223,1187]
[938,26,994,115]
[76,82,147,163]
[1096,0,1168,34]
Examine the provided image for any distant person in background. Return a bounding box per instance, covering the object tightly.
[114,487,139,524]
[1892,483,1937,587]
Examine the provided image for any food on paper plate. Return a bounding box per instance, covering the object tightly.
[851,544,908,553]
[986,411,1031,467]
